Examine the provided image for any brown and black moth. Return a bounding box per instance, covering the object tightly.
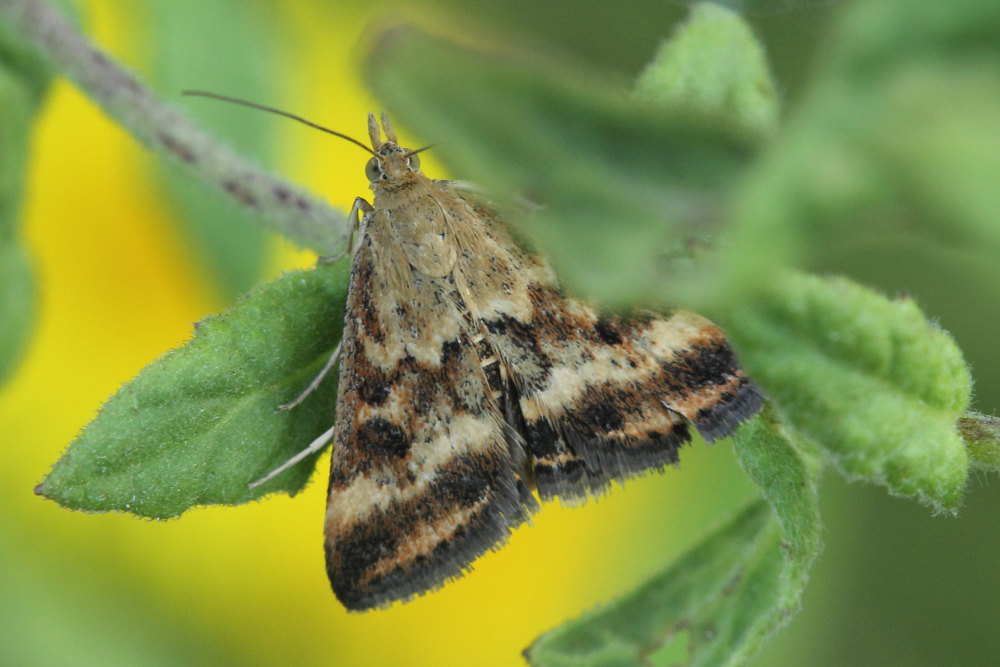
[195,94,764,611]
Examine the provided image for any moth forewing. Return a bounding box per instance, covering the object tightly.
[324,199,533,609]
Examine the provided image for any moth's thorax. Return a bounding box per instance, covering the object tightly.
[364,141,459,280]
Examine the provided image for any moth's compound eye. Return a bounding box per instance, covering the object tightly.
[365,157,383,182]
[407,153,420,171]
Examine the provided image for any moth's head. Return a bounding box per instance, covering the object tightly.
[364,111,428,186]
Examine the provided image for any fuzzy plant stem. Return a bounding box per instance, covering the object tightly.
[0,0,349,254]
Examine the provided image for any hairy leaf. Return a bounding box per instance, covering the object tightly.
[726,273,971,512]
[634,2,778,136]
[527,410,821,666]
[38,260,349,518]
[526,501,776,666]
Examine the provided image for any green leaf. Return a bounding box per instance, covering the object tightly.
[958,412,1000,475]
[365,25,758,309]
[526,410,821,666]
[731,412,822,651]
[139,0,284,299]
[526,501,776,667]
[38,259,349,519]
[634,2,779,136]
[726,273,971,512]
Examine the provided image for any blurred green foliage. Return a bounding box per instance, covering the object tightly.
[0,0,73,384]
[366,22,759,308]
[0,68,37,386]
[138,0,282,300]
[0,532,239,666]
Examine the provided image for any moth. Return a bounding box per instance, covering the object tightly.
[189,93,763,611]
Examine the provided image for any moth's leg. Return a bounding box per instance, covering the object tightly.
[319,197,373,264]
[279,339,342,411]
[248,425,335,489]
[281,198,370,408]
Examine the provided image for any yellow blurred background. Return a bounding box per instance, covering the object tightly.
[5,1,1000,666]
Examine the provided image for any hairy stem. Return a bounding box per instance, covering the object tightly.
[0,0,349,254]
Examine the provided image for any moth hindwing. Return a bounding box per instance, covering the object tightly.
[316,112,763,610]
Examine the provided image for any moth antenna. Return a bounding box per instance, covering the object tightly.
[380,111,399,144]
[367,112,381,149]
[182,90,375,155]
[404,145,434,158]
